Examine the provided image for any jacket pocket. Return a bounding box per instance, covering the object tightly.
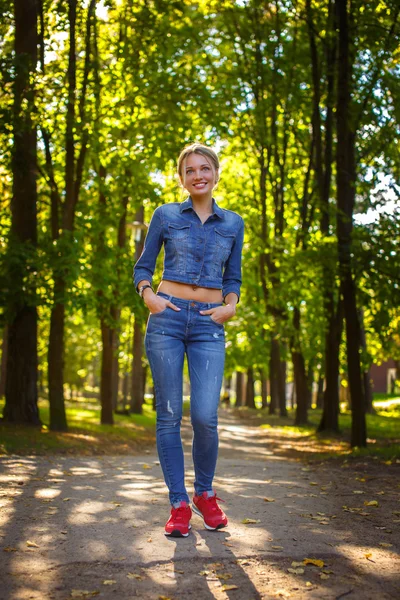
[168,223,191,239]
[168,223,191,270]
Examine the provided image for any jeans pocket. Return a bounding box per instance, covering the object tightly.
[150,306,169,317]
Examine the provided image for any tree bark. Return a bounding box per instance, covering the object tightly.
[316,372,324,409]
[0,326,8,398]
[130,319,144,414]
[3,0,39,425]
[100,317,114,424]
[359,309,374,414]
[259,369,268,409]
[47,0,95,431]
[245,367,256,408]
[292,308,308,425]
[235,371,244,407]
[335,0,366,447]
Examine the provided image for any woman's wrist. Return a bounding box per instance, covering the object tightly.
[142,287,156,303]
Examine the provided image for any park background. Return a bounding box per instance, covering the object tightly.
[1,0,399,458]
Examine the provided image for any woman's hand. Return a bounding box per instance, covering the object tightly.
[143,289,181,314]
[199,303,236,324]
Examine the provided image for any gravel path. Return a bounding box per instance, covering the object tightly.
[1,411,399,599]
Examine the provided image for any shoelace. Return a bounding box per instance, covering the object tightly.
[206,495,225,512]
[172,505,190,521]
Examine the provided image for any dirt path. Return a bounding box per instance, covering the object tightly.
[1,410,399,599]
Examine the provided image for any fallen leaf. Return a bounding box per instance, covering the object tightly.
[199,570,210,576]
[305,582,312,587]
[216,573,232,580]
[63,498,71,502]
[142,464,152,469]
[241,518,260,524]
[127,573,144,580]
[3,547,18,552]
[364,553,375,562]
[158,597,173,600]
[70,591,99,598]
[379,543,393,548]
[319,573,330,579]
[222,542,234,547]
[26,540,39,548]
[147,537,152,543]
[271,545,284,550]
[364,500,378,507]
[303,558,324,567]
[287,568,304,574]
[291,561,303,568]
[264,497,275,502]
[102,580,116,585]
[221,585,239,591]
[274,589,291,598]
[353,490,364,494]
[206,562,224,569]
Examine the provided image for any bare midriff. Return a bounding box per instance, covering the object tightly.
[157,280,223,303]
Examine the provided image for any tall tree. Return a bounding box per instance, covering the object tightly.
[3,0,39,425]
[45,0,96,430]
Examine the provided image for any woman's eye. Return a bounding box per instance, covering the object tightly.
[202,166,210,171]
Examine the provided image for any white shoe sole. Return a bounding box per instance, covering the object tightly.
[165,524,191,537]
[192,504,227,530]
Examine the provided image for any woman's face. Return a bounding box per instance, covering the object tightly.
[181,153,218,198]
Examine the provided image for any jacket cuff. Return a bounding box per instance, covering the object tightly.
[222,284,241,304]
[133,269,153,294]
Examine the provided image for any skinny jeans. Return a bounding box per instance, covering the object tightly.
[145,292,225,505]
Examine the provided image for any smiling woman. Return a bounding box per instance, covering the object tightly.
[133,142,245,538]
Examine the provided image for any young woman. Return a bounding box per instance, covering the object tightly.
[134,143,244,538]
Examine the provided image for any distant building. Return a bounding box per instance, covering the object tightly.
[369,360,398,394]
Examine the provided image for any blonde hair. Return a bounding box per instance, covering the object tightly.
[177,143,220,186]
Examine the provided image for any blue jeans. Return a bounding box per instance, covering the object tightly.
[145,292,225,505]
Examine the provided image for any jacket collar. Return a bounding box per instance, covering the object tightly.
[179,196,224,220]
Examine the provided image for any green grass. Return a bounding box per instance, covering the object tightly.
[0,396,157,456]
[235,399,400,461]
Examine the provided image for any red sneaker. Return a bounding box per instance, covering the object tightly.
[164,501,192,537]
[192,491,228,530]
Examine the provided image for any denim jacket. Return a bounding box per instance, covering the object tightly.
[133,197,244,301]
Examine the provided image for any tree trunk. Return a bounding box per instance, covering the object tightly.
[100,317,114,425]
[307,359,314,409]
[269,338,281,415]
[359,309,374,414]
[130,319,144,414]
[336,0,366,447]
[291,307,308,424]
[259,369,268,409]
[48,283,67,430]
[292,350,309,425]
[235,371,244,408]
[316,372,324,409]
[3,0,39,425]
[245,367,256,408]
[318,295,343,432]
[46,0,95,431]
[0,325,9,398]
